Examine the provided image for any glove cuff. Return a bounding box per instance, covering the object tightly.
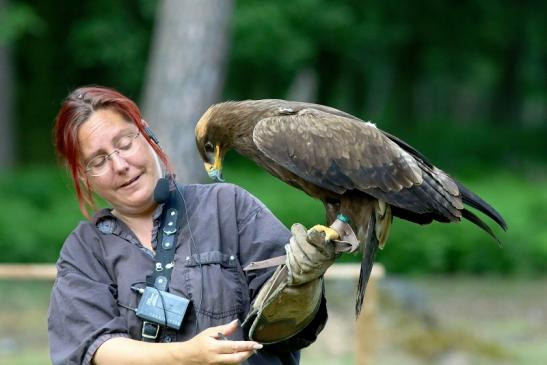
[242,265,323,344]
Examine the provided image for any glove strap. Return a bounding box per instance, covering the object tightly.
[243,255,286,271]
[243,218,360,272]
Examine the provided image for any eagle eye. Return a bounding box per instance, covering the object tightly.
[204,141,215,153]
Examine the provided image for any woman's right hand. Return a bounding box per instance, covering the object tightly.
[92,320,262,365]
[176,319,263,365]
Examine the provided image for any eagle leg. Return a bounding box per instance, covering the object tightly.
[330,217,360,253]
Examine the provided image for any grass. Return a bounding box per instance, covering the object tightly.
[0,349,51,365]
[0,280,52,365]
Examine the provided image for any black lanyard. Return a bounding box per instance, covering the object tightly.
[146,186,182,291]
[140,184,184,342]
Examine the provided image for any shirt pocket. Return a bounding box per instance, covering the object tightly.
[184,251,246,320]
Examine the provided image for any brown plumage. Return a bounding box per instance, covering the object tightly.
[195,99,507,316]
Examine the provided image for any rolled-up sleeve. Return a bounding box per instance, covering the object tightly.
[48,223,129,365]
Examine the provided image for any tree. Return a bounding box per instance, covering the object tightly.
[142,0,234,183]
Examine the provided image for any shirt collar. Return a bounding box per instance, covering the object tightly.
[92,205,164,236]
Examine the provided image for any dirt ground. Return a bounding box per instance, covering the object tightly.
[1,275,546,365]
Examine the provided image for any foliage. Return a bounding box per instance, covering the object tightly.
[2,0,547,276]
[11,0,156,164]
[5,0,547,163]
[3,161,542,276]
[224,156,547,276]
[0,2,44,45]
[0,167,81,262]
[6,0,547,166]
[226,0,547,127]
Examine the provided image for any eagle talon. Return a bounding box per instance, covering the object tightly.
[309,225,340,241]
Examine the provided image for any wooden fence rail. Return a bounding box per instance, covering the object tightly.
[0,263,57,280]
[0,262,383,280]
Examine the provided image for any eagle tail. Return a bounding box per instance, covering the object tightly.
[461,209,502,246]
[457,181,507,240]
[355,213,380,318]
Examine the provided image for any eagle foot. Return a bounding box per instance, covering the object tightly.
[330,218,360,254]
[308,225,340,241]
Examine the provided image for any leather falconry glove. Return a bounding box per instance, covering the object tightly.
[285,223,336,286]
[242,224,336,344]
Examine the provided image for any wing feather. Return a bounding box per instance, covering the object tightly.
[252,109,423,195]
[252,107,467,221]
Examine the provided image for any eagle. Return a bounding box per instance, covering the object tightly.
[194,99,507,316]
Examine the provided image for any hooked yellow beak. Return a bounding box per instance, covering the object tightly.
[204,145,224,182]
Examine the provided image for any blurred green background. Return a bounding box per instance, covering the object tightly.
[1,0,545,275]
[1,1,547,365]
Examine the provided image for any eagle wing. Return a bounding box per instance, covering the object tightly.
[253,108,422,193]
[252,107,463,219]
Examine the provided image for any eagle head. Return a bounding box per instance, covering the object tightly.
[195,104,232,182]
[196,100,286,182]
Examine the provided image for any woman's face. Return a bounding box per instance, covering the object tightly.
[78,108,161,216]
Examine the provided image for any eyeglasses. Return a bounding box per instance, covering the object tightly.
[85,131,141,176]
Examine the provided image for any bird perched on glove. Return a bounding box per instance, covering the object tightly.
[195,99,507,317]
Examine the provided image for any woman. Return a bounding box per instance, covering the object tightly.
[49,86,334,365]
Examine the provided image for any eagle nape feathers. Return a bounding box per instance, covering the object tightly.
[194,99,507,317]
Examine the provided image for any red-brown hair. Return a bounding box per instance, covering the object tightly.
[53,85,173,218]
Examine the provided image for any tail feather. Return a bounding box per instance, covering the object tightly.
[355,214,380,317]
[457,181,507,231]
[461,209,502,246]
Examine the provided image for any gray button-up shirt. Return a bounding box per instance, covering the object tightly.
[48,183,327,365]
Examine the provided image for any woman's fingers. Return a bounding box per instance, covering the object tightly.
[216,319,239,337]
[205,338,261,365]
[193,319,263,364]
[215,339,263,354]
[215,350,256,364]
[204,319,238,339]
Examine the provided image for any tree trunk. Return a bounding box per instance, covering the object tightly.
[0,0,15,169]
[142,0,233,183]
